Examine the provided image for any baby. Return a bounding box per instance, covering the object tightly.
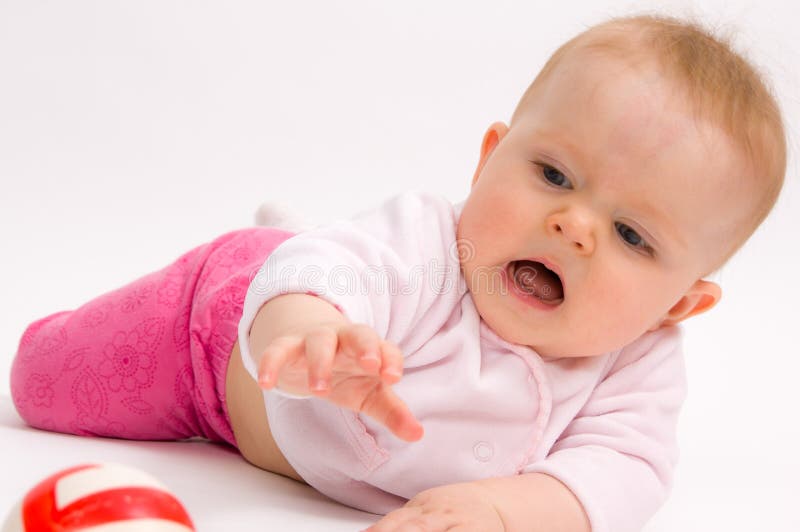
[9,14,786,532]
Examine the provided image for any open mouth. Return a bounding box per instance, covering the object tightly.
[508,260,565,305]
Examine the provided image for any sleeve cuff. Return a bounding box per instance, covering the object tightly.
[523,458,608,532]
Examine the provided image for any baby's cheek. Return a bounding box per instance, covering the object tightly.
[487,189,530,228]
[577,275,651,352]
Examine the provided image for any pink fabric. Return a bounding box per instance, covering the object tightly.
[10,227,294,447]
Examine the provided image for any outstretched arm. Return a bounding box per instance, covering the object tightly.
[246,292,424,442]
[365,473,589,532]
[476,473,591,532]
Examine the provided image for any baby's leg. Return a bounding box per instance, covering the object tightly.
[10,227,295,446]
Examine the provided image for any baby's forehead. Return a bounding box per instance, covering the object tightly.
[532,52,732,167]
[541,50,758,186]
[513,15,785,268]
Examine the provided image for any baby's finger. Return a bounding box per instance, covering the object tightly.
[378,340,404,384]
[360,385,424,442]
[304,326,338,394]
[257,335,303,388]
[339,324,382,371]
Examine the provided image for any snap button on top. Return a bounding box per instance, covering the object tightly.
[473,441,494,462]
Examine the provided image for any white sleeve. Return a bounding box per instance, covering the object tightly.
[236,190,462,390]
[522,326,687,532]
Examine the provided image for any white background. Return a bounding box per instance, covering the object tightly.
[1,0,798,529]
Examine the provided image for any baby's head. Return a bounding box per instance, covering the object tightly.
[456,14,787,357]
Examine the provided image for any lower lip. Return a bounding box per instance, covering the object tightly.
[503,262,563,312]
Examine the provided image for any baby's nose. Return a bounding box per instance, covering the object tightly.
[547,213,595,254]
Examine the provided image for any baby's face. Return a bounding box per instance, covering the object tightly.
[457,52,753,357]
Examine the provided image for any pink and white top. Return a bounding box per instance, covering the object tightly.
[238,191,686,532]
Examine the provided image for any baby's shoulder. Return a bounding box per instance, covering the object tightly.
[349,189,460,247]
[604,325,685,377]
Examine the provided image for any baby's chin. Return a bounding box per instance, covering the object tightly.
[533,344,609,359]
[490,319,643,358]
[465,273,655,358]
[514,336,590,358]
[538,326,671,358]
[519,340,614,359]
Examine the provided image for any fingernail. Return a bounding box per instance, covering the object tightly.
[384,368,401,378]
[361,351,379,361]
[312,378,328,392]
[259,372,272,387]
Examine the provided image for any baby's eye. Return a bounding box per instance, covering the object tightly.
[615,222,653,255]
[539,164,572,188]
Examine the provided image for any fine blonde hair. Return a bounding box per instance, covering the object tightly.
[511,14,787,270]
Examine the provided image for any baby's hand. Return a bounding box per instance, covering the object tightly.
[257,323,424,442]
[363,481,506,532]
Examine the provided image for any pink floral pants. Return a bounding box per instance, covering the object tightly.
[10,227,294,447]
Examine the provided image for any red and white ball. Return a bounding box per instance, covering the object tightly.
[3,463,195,531]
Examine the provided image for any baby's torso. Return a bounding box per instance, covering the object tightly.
[366,304,552,492]
[236,191,685,517]
[241,190,614,510]
[262,294,609,511]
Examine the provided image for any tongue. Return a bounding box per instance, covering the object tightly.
[513,260,564,301]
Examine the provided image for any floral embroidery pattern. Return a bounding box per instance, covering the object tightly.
[157,275,184,308]
[121,283,154,313]
[25,374,55,407]
[97,321,161,393]
[72,368,108,421]
[232,245,254,264]
[80,302,112,328]
[172,307,191,351]
[212,283,245,321]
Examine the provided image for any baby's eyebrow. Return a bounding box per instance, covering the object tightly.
[636,202,686,250]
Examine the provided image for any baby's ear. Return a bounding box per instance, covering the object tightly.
[648,280,722,331]
[472,122,509,187]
